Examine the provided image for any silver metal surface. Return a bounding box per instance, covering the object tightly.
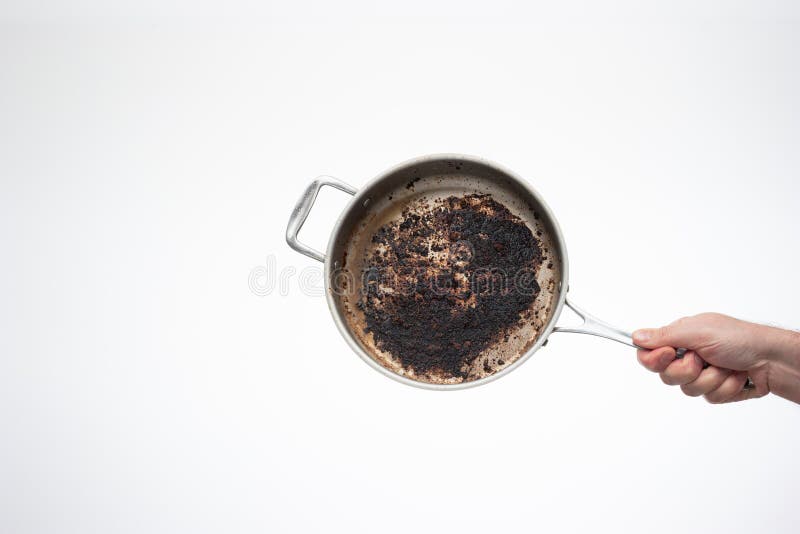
[319,154,569,390]
[285,176,357,262]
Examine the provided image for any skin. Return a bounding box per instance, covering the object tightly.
[633,313,800,404]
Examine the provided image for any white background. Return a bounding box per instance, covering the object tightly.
[2,2,799,533]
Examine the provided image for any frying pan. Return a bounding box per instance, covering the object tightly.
[286,154,753,391]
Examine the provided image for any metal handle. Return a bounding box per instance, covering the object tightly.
[553,297,754,390]
[285,176,357,262]
[553,298,639,348]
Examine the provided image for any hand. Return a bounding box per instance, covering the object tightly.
[633,313,773,403]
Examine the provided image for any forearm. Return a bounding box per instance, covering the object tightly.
[760,325,800,404]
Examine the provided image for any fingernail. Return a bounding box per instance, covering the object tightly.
[660,351,675,366]
[633,329,651,343]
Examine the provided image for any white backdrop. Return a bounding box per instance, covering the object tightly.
[2,2,799,533]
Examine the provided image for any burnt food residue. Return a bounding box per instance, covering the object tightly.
[358,194,542,381]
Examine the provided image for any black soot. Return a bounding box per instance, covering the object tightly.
[357,194,543,381]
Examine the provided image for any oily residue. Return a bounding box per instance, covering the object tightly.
[357,194,543,381]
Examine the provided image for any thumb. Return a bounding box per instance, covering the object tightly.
[633,320,698,349]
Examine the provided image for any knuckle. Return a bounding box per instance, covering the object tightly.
[705,384,735,404]
[660,372,678,386]
[670,316,693,331]
[675,314,719,347]
[693,312,718,321]
[672,316,689,325]
[681,384,702,397]
[704,388,727,403]
[637,353,657,371]
[673,359,697,381]
[693,312,726,325]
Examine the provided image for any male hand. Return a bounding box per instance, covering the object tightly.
[633,313,774,403]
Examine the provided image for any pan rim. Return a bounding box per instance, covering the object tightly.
[323,153,570,390]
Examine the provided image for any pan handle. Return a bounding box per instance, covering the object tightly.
[286,176,357,262]
[552,297,755,390]
[553,298,640,348]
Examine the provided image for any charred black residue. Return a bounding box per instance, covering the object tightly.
[359,194,542,381]
[405,177,421,190]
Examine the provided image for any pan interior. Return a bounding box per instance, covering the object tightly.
[329,157,563,385]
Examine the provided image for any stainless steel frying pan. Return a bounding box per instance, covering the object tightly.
[286,154,752,390]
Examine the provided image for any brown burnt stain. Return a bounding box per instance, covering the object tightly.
[356,194,543,382]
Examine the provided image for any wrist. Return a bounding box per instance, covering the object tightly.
[756,323,800,370]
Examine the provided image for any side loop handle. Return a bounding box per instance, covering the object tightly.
[285,176,357,262]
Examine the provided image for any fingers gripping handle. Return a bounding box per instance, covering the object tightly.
[552,298,755,390]
[286,177,357,262]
